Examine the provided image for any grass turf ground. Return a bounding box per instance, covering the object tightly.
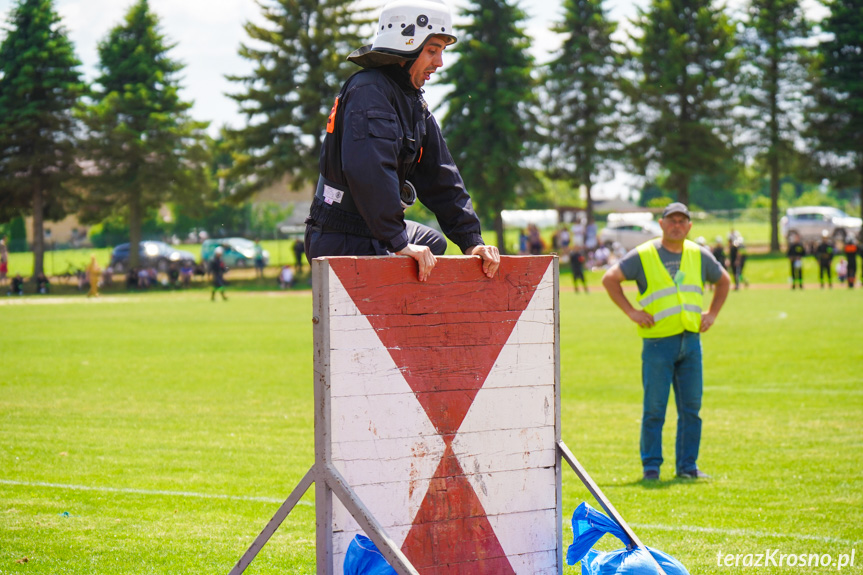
[1,284,861,573]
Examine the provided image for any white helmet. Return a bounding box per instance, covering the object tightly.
[348,0,456,68]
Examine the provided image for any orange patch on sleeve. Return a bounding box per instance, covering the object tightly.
[326,96,340,134]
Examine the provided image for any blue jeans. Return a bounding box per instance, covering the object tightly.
[641,331,703,475]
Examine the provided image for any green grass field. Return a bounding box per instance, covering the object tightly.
[1,279,861,573]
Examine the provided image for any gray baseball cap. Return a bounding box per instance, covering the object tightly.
[662,202,690,219]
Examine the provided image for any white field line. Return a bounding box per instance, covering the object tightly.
[0,479,313,506]
[630,522,860,546]
[2,480,857,546]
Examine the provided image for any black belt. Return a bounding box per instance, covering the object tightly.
[308,223,350,234]
[314,176,359,213]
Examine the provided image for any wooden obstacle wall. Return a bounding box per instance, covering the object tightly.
[312,255,561,574]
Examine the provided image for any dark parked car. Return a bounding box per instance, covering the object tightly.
[110,241,197,273]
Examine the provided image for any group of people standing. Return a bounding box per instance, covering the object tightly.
[707,233,748,291]
[787,231,861,289]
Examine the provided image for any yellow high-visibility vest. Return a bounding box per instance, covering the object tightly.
[636,240,704,338]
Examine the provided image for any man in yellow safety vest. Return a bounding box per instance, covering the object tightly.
[602,202,731,481]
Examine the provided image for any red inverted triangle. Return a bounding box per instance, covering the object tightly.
[399,443,517,574]
[329,256,551,434]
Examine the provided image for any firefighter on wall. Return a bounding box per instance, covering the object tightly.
[303,0,499,282]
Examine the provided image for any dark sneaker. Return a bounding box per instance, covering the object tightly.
[642,470,660,481]
[677,468,710,479]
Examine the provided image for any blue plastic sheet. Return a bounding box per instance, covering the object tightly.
[567,502,690,575]
[343,535,396,575]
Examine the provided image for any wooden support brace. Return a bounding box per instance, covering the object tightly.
[558,440,668,575]
[228,466,317,575]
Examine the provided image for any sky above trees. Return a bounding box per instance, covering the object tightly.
[0,0,829,201]
[0,0,652,130]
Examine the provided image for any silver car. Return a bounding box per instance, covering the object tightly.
[599,216,662,251]
[780,206,862,243]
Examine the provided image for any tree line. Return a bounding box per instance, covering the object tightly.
[1,0,860,274]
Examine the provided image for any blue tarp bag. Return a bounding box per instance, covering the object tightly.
[343,534,396,575]
[567,502,690,575]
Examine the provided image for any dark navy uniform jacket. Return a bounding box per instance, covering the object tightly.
[306,64,484,254]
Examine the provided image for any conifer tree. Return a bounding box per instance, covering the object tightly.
[0,0,84,275]
[81,0,210,268]
[544,0,622,224]
[628,0,741,205]
[808,0,863,219]
[742,0,812,251]
[225,0,366,200]
[440,0,537,250]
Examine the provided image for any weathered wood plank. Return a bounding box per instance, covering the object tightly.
[329,346,554,396]
[331,465,556,528]
[328,312,554,350]
[326,256,554,315]
[332,510,560,574]
[334,426,555,476]
[331,385,554,440]
[332,447,556,488]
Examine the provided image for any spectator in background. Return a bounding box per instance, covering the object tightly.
[571,219,585,250]
[86,255,101,297]
[711,236,726,270]
[126,267,138,289]
[102,265,114,288]
[279,265,295,289]
[527,224,544,255]
[559,225,571,253]
[843,235,858,289]
[0,236,7,287]
[168,263,181,289]
[815,230,834,289]
[836,258,847,283]
[518,229,528,254]
[254,238,265,279]
[10,273,23,295]
[732,237,749,290]
[570,247,588,294]
[210,246,228,301]
[180,262,194,288]
[137,267,150,289]
[35,271,50,294]
[787,233,806,290]
[293,238,305,273]
[727,234,738,282]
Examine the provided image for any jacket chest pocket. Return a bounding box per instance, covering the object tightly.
[353,109,400,142]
